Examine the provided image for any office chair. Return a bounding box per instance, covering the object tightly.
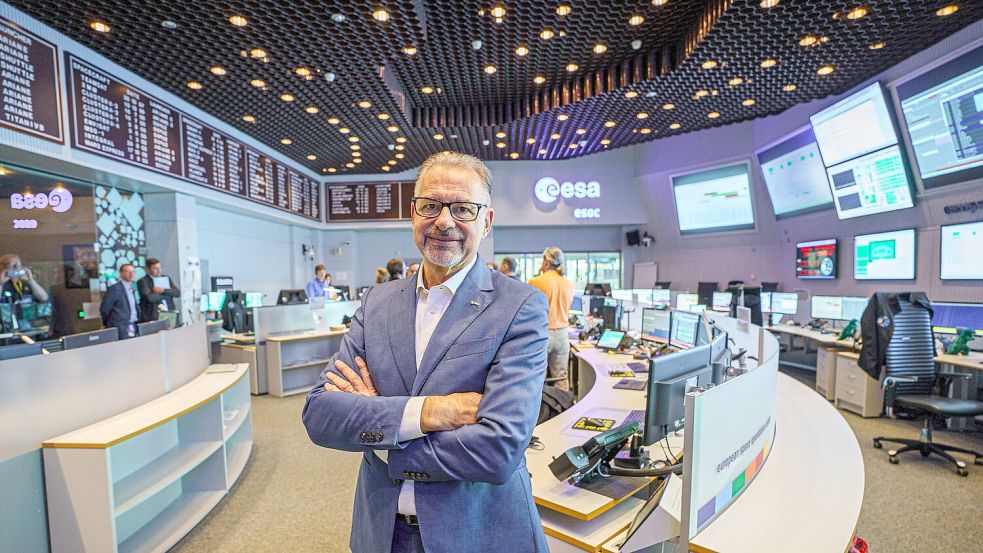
[870,296,983,476]
[761,282,779,293]
[696,282,718,307]
[655,281,671,290]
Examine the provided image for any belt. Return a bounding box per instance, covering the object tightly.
[396,514,419,527]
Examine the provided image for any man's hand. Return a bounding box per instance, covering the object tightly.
[323,356,378,396]
[421,392,483,432]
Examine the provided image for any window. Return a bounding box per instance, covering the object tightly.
[494,251,621,292]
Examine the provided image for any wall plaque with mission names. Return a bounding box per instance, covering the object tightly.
[0,17,63,142]
[327,181,415,221]
[182,116,247,195]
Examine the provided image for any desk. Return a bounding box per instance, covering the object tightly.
[934,351,983,431]
[768,324,858,401]
[265,329,348,397]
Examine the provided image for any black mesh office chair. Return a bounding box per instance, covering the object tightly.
[697,282,718,307]
[761,282,779,293]
[870,295,983,476]
[655,281,671,289]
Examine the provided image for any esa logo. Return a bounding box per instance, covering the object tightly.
[10,188,74,212]
[533,177,601,203]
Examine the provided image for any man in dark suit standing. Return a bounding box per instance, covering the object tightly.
[100,263,139,340]
[137,258,181,323]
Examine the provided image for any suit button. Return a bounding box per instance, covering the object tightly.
[359,432,366,441]
[403,471,411,478]
[375,432,383,442]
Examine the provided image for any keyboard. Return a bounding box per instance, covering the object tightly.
[622,409,645,425]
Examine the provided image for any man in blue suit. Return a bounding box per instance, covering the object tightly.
[100,263,139,340]
[303,151,549,553]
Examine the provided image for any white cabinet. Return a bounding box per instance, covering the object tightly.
[834,352,884,418]
[265,329,347,397]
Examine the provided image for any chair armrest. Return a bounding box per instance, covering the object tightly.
[882,375,918,389]
[936,371,973,395]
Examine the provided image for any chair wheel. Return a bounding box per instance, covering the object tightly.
[889,456,899,464]
[872,440,882,449]
[957,468,968,477]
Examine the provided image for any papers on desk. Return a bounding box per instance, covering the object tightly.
[206,363,239,373]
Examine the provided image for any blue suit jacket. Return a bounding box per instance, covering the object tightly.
[100,281,135,340]
[303,258,550,553]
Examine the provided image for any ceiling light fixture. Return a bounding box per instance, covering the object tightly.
[662,103,675,110]
[600,139,611,145]
[377,113,390,120]
[526,137,536,144]
[388,160,397,165]
[296,67,312,78]
[433,133,444,140]
[869,42,885,50]
[566,63,579,72]
[540,29,555,40]
[229,15,248,27]
[484,64,497,74]
[89,21,110,33]
[351,144,360,150]
[846,7,868,19]
[279,93,295,102]
[280,138,292,145]
[636,112,649,119]
[339,127,351,133]
[557,5,572,16]
[496,131,507,138]
[358,100,372,108]
[625,91,638,99]
[701,60,718,69]
[249,48,267,59]
[604,120,616,127]
[249,78,265,88]
[569,143,579,149]
[515,45,529,57]
[403,45,418,55]
[669,122,681,129]
[349,136,359,142]
[331,13,346,23]
[729,77,744,86]
[576,128,586,135]
[708,112,720,119]
[539,148,548,154]
[306,154,317,160]
[533,75,546,84]
[760,58,777,68]
[396,136,407,143]
[509,152,519,159]
[629,15,645,26]
[242,115,255,123]
[653,0,669,5]
[551,133,561,140]
[799,35,818,47]
[395,144,405,150]
[742,98,756,106]
[186,80,202,90]
[936,5,958,16]
[210,66,226,76]
[328,117,340,125]
[372,8,390,22]
[353,158,362,164]
[381,166,391,171]
[640,128,652,134]
[490,3,506,18]
[496,142,507,148]
[557,114,569,121]
[817,65,835,75]
[783,83,797,91]
[760,0,780,7]
[305,106,319,114]
[593,43,608,54]
[328,167,337,173]
[421,86,434,94]
[396,153,405,159]
[388,125,399,132]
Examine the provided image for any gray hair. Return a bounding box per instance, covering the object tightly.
[543,247,565,273]
[415,151,492,203]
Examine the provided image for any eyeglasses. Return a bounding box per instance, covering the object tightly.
[411,196,486,222]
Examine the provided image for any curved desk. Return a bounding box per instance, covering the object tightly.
[528,318,864,553]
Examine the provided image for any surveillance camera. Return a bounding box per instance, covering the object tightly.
[472,40,483,50]
[631,39,642,50]
[324,72,337,82]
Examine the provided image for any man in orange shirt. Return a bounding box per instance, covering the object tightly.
[528,248,574,390]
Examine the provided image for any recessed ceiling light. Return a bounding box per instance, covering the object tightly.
[540,29,555,40]
[433,133,444,140]
[249,78,265,88]
[760,58,777,68]
[533,75,546,84]
[484,64,497,74]
[625,91,638,99]
[604,120,616,127]
[556,4,572,16]
[593,43,608,54]
[526,137,536,144]
[515,45,529,57]
[662,103,675,110]
[817,65,835,75]
[349,136,360,143]
[306,154,317,160]
[403,45,417,55]
[353,158,362,164]
[395,144,405,150]
[249,48,267,59]
[396,153,405,159]
[569,143,579,149]
[186,80,203,90]
[345,162,355,168]
[381,166,391,171]
[327,167,337,173]
[799,35,818,47]
[628,14,645,26]
[339,127,351,133]
[729,77,744,86]
[356,100,370,108]
[331,13,346,23]
[89,21,110,33]
[387,125,399,132]
[496,131,507,138]
[302,106,318,114]
[372,8,390,22]
[229,15,248,27]
[420,86,434,94]
[396,136,407,143]
[295,67,311,78]
[388,159,398,165]
[328,117,340,125]
[539,148,548,154]
[279,93,295,102]
[490,3,506,18]
[846,7,868,19]
[783,83,797,91]
[280,138,292,144]
[760,0,780,7]
[551,133,561,139]
[708,112,720,119]
[742,98,756,106]
[509,152,520,159]
[600,139,611,145]
[936,5,958,16]
[351,144,360,150]
[640,128,652,134]
[636,112,649,119]
[565,63,579,72]
[242,115,255,123]
[701,60,718,69]
[653,0,669,5]
[161,20,177,29]
[377,113,390,120]
[670,122,681,129]
[869,42,885,50]
[575,128,586,135]
[210,66,226,76]
[496,142,507,148]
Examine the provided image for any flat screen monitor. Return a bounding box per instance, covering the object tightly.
[643,344,712,445]
[600,298,622,330]
[770,292,798,315]
[596,329,626,351]
[897,44,983,189]
[0,342,42,360]
[854,229,916,280]
[651,289,671,307]
[811,82,900,167]
[756,126,834,217]
[570,295,583,311]
[672,162,755,234]
[669,310,701,350]
[277,289,308,305]
[711,292,732,312]
[810,295,843,320]
[825,144,914,220]
[631,289,653,303]
[63,328,118,350]
[940,221,983,280]
[675,293,698,312]
[244,292,264,308]
[137,319,170,336]
[205,291,227,311]
[612,289,634,301]
[796,238,838,279]
[584,283,612,297]
[932,302,983,335]
[641,308,671,342]
[840,296,869,322]
[760,292,772,313]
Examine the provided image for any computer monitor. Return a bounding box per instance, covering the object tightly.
[651,289,672,307]
[596,329,626,351]
[932,302,983,336]
[643,344,712,445]
[711,292,732,312]
[669,310,701,350]
[760,292,772,313]
[641,308,671,343]
[357,286,371,300]
[691,304,707,314]
[769,292,798,315]
[277,289,308,305]
[810,295,842,320]
[584,283,612,297]
[612,289,634,301]
[333,285,351,301]
[244,292,264,308]
[600,298,623,330]
[709,331,730,385]
[0,342,42,361]
[63,328,118,350]
[571,295,583,312]
[205,291,227,311]
[137,319,170,336]
[840,296,869,322]
[675,293,698,312]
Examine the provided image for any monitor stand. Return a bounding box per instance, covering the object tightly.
[613,435,650,469]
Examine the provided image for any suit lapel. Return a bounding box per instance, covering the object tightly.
[413,260,494,395]
[387,278,417,394]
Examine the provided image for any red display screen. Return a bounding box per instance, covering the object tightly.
[796,239,837,279]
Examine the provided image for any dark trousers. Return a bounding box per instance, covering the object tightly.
[390,518,424,553]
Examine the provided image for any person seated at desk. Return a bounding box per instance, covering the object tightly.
[101,264,139,340]
[306,264,339,300]
[137,258,181,323]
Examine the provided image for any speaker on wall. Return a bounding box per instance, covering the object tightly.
[626,230,641,246]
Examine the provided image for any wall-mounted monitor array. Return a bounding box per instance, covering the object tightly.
[940,221,983,280]
[672,162,755,234]
[756,127,835,218]
[897,44,983,190]
[810,83,915,220]
[796,239,837,279]
[810,295,869,321]
[854,228,916,280]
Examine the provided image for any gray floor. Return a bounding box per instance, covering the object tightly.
[173,376,983,553]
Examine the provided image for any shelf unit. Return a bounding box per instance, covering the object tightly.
[43,364,252,553]
[265,329,347,397]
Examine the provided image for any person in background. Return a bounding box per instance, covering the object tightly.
[486,261,497,271]
[405,262,420,281]
[386,258,405,281]
[306,264,339,301]
[375,267,389,285]
[137,258,181,323]
[528,248,575,390]
[0,253,49,304]
[498,257,520,280]
[101,263,139,339]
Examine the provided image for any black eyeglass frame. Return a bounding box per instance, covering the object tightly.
[410,196,487,222]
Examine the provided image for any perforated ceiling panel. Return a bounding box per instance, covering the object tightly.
[12,1,982,175]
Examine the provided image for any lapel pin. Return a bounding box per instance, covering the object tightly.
[470,300,480,307]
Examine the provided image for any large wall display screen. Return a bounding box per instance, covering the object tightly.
[898,45,983,189]
[0,17,63,142]
[327,181,415,222]
[795,238,837,279]
[672,163,755,234]
[756,127,833,217]
[64,53,320,220]
[940,221,983,280]
[811,83,914,220]
[854,228,916,280]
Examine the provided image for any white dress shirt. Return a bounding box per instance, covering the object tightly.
[374,255,478,516]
